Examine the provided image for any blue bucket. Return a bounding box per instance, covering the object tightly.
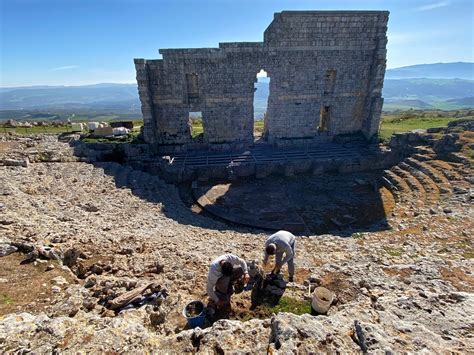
[183,301,206,329]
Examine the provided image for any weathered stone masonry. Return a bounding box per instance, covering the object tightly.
[135,11,389,150]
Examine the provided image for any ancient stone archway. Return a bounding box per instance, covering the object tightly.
[135,11,389,151]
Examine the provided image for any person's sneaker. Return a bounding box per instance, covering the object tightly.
[288,276,294,283]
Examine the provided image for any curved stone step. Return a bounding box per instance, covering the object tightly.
[425,160,463,181]
[381,169,422,216]
[447,161,470,176]
[382,170,412,198]
[391,166,425,195]
[404,158,452,194]
[413,146,436,157]
[412,153,434,162]
[398,162,440,203]
[391,166,426,205]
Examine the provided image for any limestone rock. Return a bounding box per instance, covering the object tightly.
[0,243,17,257]
[50,276,69,286]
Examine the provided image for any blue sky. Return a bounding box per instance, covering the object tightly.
[1,0,473,87]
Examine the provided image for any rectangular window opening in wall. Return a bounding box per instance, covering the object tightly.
[186,73,199,101]
[319,106,330,131]
[189,112,203,141]
[324,70,336,95]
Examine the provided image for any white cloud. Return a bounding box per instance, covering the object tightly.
[50,65,79,71]
[256,69,267,78]
[414,1,449,12]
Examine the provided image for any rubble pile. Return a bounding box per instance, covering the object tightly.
[0,133,77,164]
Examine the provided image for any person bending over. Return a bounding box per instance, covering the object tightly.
[263,230,296,282]
[207,254,250,309]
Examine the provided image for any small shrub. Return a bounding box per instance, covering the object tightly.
[383,246,403,257]
[352,232,365,240]
[262,296,311,316]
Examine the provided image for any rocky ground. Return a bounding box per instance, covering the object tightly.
[0,126,473,353]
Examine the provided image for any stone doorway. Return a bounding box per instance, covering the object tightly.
[189,111,203,142]
[254,69,270,142]
[319,106,330,132]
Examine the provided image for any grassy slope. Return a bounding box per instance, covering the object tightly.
[379,116,455,141]
[3,110,473,143]
[193,112,471,142]
[379,109,473,141]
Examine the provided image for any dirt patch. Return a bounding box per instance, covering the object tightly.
[0,141,20,154]
[383,267,414,282]
[319,272,360,304]
[295,267,311,283]
[439,266,474,292]
[229,291,311,322]
[0,253,77,316]
[380,186,396,215]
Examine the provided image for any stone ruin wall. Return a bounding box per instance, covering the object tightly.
[135,11,389,149]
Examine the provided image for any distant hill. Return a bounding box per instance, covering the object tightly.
[253,77,474,113]
[0,83,140,112]
[386,62,474,80]
[382,99,433,111]
[1,63,473,119]
[383,78,474,100]
[383,101,434,112]
[382,62,474,110]
[446,96,474,106]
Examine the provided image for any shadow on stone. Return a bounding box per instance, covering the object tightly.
[68,139,403,235]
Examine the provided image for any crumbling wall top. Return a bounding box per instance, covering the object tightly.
[264,10,388,48]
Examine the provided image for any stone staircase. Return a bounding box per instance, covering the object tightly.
[381,145,470,214]
[89,144,470,230]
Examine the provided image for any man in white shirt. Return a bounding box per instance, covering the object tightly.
[263,230,296,282]
[207,254,250,308]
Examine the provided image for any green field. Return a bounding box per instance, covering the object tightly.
[191,111,472,142]
[379,116,456,141]
[2,110,473,143]
[190,118,204,138]
[378,109,473,141]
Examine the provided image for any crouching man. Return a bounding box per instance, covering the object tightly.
[207,254,250,310]
[263,230,296,282]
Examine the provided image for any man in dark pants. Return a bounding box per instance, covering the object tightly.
[214,266,245,306]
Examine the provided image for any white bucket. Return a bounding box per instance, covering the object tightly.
[311,287,334,314]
